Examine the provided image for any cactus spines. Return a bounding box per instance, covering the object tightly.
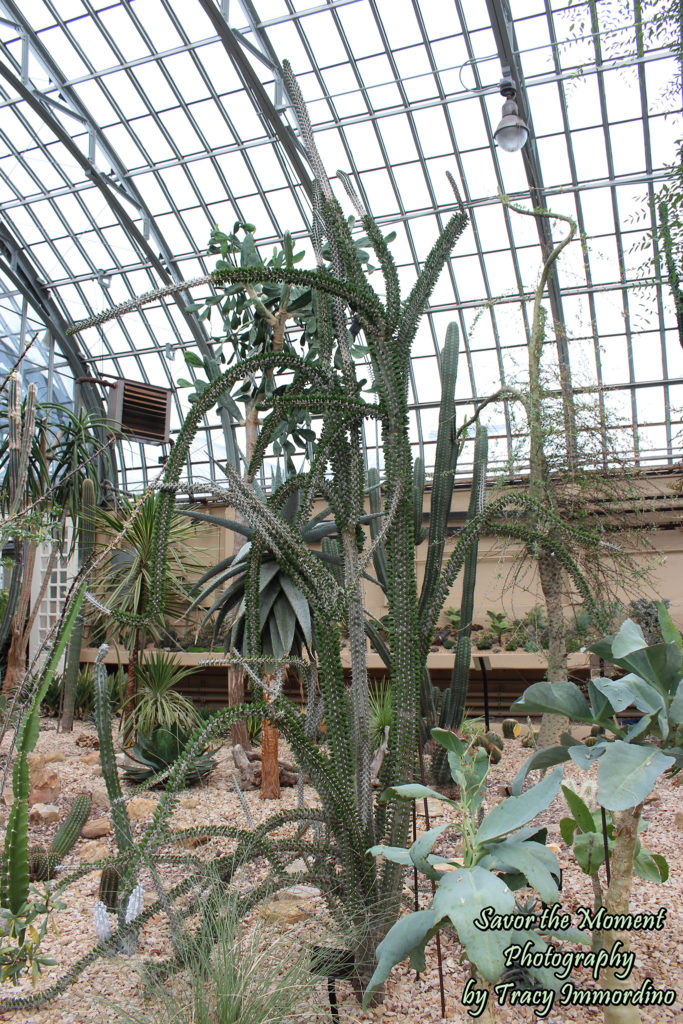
[49,794,92,860]
[62,478,97,731]
[27,846,58,882]
[485,731,503,751]
[98,865,120,912]
[502,718,521,739]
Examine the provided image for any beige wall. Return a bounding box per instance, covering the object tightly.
[95,470,683,638]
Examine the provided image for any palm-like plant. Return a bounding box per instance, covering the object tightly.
[0,393,112,693]
[90,494,206,716]
[130,652,198,738]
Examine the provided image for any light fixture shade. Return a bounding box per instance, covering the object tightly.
[494,97,529,152]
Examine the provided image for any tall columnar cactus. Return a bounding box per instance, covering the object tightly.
[92,645,135,929]
[27,794,92,881]
[0,378,37,680]
[61,478,96,731]
[1,585,85,915]
[64,64,601,994]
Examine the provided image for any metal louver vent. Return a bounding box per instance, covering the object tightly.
[107,379,172,445]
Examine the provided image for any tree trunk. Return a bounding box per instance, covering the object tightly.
[599,804,643,1024]
[124,627,141,740]
[260,675,280,800]
[228,666,250,749]
[537,543,569,748]
[2,541,37,692]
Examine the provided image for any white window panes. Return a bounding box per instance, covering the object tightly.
[236,194,275,238]
[458,149,498,201]
[190,99,235,147]
[188,160,225,206]
[135,171,173,215]
[159,107,203,157]
[402,70,440,105]
[392,162,432,212]
[450,254,486,302]
[96,70,145,122]
[221,91,262,144]
[343,120,386,171]
[514,14,553,73]
[301,11,347,65]
[632,333,664,381]
[411,108,451,159]
[609,121,646,177]
[335,2,384,59]
[649,113,680,168]
[572,126,609,182]
[355,168,396,217]
[480,249,517,295]
[375,0,419,48]
[429,269,456,307]
[196,43,243,94]
[67,17,120,72]
[406,213,440,262]
[418,0,461,36]
[411,320,435,357]
[39,26,89,79]
[602,64,642,121]
[53,192,93,236]
[580,188,615,237]
[357,52,394,90]
[536,134,572,187]
[315,126,353,174]
[588,235,621,286]
[158,164,199,208]
[153,212,192,254]
[265,20,309,70]
[593,289,627,335]
[407,407,419,447]
[326,84,368,120]
[131,0,184,50]
[598,336,630,386]
[448,98,489,150]
[565,75,603,131]
[471,346,503,394]
[98,6,149,63]
[372,112,417,164]
[256,188,307,235]
[102,123,146,168]
[645,58,679,114]
[367,81,403,111]
[181,206,212,247]
[215,150,253,197]
[127,114,175,163]
[52,237,89,277]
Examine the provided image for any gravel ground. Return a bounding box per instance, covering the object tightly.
[0,718,680,1024]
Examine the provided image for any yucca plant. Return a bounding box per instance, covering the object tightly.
[127,652,198,741]
[90,494,206,720]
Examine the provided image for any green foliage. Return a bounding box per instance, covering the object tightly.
[364,728,570,1004]
[122,727,217,789]
[444,607,461,630]
[0,588,84,984]
[107,876,323,1024]
[487,610,511,642]
[368,680,393,751]
[126,652,198,740]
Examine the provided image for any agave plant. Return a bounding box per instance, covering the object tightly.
[122,725,217,788]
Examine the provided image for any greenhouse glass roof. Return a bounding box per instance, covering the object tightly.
[0,0,681,490]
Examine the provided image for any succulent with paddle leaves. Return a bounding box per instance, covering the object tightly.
[364,727,580,1006]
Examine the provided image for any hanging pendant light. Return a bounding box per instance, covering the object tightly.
[493,78,529,153]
